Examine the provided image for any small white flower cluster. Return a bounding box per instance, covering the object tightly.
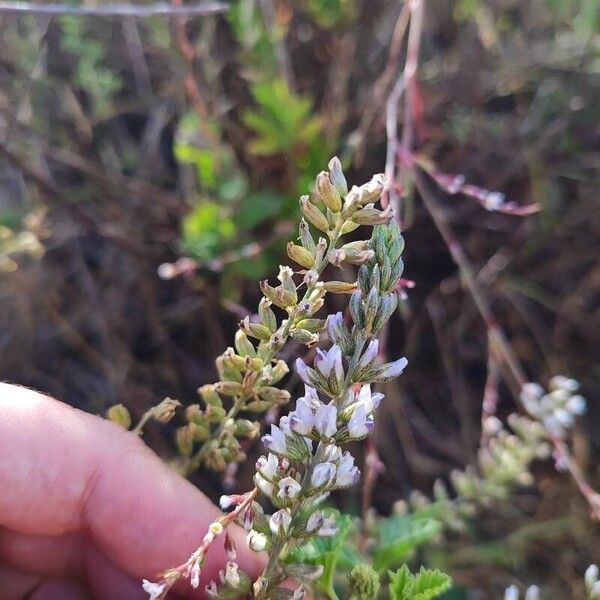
[586,564,600,599]
[504,584,540,600]
[520,376,586,439]
[504,564,600,600]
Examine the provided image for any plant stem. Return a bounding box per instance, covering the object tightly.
[185,225,344,475]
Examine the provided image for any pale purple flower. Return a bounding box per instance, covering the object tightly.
[270,508,292,535]
[315,404,338,438]
[300,385,320,406]
[317,514,338,537]
[378,357,408,380]
[335,452,360,487]
[289,398,315,435]
[356,384,384,413]
[311,462,336,488]
[295,357,313,386]
[262,425,287,454]
[357,339,379,370]
[323,444,342,463]
[306,511,324,533]
[315,344,344,381]
[278,476,302,499]
[256,453,279,479]
[326,311,344,339]
[348,404,370,438]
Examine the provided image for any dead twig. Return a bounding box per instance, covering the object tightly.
[0,1,228,17]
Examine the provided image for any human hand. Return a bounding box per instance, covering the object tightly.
[0,383,264,599]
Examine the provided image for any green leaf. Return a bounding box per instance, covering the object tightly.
[181,202,236,261]
[242,79,322,158]
[235,191,286,229]
[373,515,442,571]
[389,565,451,600]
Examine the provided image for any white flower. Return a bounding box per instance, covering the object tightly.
[567,394,586,415]
[585,564,599,590]
[323,444,342,463]
[311,462,336,488]
[300,385,320,405]
[504,585,519,600]
[348,404,370,438]
[254,474,273,497]
[262,425,287,454]
[247,530,268,552]
[335,452,360,487]
[278,476,302,499]
[219,495,236,510]
[315,404,338,438]
[357,339,379,370]
[356,384,384,413]
[270,508,292,535]
[550,375,579,391]
[289,398,315,435]
[317,514,338,537]
[295,358,313,386]
[525,586,540,600]
[306,511,324,533]
[142,580,167,600]
[377,357,408,380]
[315,344,344,380]
[256,453,279,479]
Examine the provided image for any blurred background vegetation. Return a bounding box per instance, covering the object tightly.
[0,0,599,596]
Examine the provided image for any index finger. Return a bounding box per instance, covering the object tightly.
[0,383,264,590]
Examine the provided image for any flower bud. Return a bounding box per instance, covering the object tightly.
[357,173,385,204]
[270,359,290,383]
[349,289,364,328]
[258,298,278,332]
[259,386,291,404]
[328,156,348,196]
[351,204,393,225]
[215,381,244,396]
[291,328,320,347]
[297,214,316,250]
[372,292,398,334]
[314,237,328,265]
[287,242,315,269]
[199,384,223,408]
[341,186,363,218]
[151,397,181,422]
[300,195,329,232]
[270,508,292,535]
[176,425,195,456]
[316,171,342,212]
[349,563,380,600]
[234,330,256,357]
[106,404,131,429]
[322,280,357,293]
[240,316,273,341]
[235,419,260,438]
